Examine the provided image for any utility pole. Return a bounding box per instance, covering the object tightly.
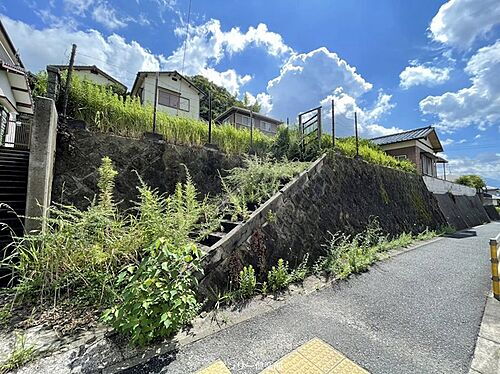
[62,44,77,122]
[286,117,289,126]
[208,91,212,143]
[152,71,159,133]
[331,99,335,147]
[354,111,359,158]
[249,109,254,152]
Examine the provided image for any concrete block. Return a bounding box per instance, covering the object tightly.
[25,97,58,233]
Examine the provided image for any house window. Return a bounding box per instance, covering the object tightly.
[235,113,252,127]
[261,121,273,132]
[158,88,190,112]
[395,155,407,161]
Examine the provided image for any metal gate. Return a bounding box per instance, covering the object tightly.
[298,106,322,151]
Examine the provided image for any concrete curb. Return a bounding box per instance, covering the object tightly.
[469,294,500,374]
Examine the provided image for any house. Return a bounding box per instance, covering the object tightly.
[370,126,447,177]
[49,65,127,93]
[130,71,203,120]
[0,20,33,147]
[215,106,281,136]
[485,186,500,206]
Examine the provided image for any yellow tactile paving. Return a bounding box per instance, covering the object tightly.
[272,351,323,374]
[329,357,370,374]
[195,359,231,374]
[260,338,370,374]
[297,338,345,372]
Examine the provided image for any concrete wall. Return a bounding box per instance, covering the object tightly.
[140,73,200,120]
[25,97,58,232]
[52,127,242,211]
[199,152,447,293]
[423,175,476,196]
[432,194,490,231]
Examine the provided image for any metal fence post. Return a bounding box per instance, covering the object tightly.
[490,234,500,300]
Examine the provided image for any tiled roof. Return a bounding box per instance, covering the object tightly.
[370,126,434,146]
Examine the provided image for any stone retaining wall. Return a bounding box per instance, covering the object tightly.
[433,193,491,230]
[199,152,447,295]
[52,128,242,210]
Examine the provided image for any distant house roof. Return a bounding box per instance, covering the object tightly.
[130,71,204,97]
[370,126,443,152]
[49,65,127,91]
[215,106,282,125]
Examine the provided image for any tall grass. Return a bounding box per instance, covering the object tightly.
[67,76,273,155]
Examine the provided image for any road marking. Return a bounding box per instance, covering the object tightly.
[195,359,231,374]
[193,338,369,373]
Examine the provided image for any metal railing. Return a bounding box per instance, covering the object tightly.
[1,120,31,150]
[490,232,500,300]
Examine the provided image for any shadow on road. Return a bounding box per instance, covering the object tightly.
[444,230,477,239]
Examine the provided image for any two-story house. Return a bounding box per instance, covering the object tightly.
[130,71,203,120]
[215,106,282,136]
[0,20,33,147]
[370,126,447,177]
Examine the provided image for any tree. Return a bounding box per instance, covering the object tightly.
[188,75,260,122]
[455,175,486,191]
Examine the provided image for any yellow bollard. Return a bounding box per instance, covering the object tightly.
[490,236,500,301]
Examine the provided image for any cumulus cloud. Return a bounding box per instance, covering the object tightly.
[441,138,454,146]
[399,63,451,89]
[265,47,372,122]
[0,15,161,87]
[201,68,251,96]
[162,19,292,94]
[243,92,273,115]
[419,40,500,132]
[429,0,500,47]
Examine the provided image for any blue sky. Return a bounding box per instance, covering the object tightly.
[1,0,500,185]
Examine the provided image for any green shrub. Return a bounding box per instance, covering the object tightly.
[0,334,37,374]
[103,239,202,345]
[5,158,219,311]
[289,254,309,283]
[64,75,273,155]
[238,265,257,298]
[267,259,290,292]
[333,137,416,173]
[223,156,309,221]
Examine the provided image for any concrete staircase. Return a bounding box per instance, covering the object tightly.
[0,147,29,280]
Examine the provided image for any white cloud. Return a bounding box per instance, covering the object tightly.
[318,89,400,138]
[0,15,161,88]
[399,64,451,89]
[475,134,481,139]
[162,19,292,94]
[441,138,454,146]
[201,68,251,96]
[92,2,127,30]
[265,47,372,123]
[419,40,500,132]
[63,0,95,15]
[447,152,500,183]
[458,139,466,144]
[429,0,500,47]
[243,92,273,115]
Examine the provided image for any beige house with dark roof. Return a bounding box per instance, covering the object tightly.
[131,71,204,120]
[215,107,282,136]
[50,65,127,93]
[370,126,447,177]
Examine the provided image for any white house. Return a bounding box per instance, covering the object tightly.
[50,65,127,93]
[130,71,203,120]
[0,20,33,147]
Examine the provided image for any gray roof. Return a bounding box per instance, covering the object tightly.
[215,106,282,124]
[370,126,434,146]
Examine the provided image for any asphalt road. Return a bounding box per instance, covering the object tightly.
[125,222,500,374]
